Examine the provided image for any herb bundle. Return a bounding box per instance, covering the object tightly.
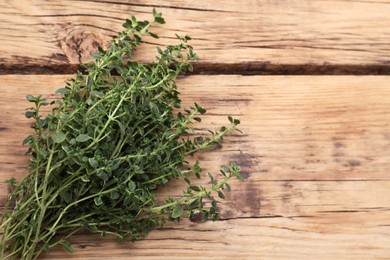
[0,10,242,259]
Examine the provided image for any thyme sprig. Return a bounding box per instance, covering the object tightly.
[0,9,242,259]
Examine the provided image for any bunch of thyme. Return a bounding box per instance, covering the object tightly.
[0,10,242,259]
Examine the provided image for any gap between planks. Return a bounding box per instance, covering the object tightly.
[2,63,390,75]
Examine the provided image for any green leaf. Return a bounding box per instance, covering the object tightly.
[202,212,209,221]
[149,32,159,39]
[221,165,230,173]
[26,94,35,102]
[154,17,165,24]
[90,90,104,97]
[189,198,200,209]
[5,177,16,187]
[87,77,94,89]
[131,15,137,25]
[89,158,99,168]
[122,19,132,29]
[189,185,200,192]
[128,181,136,191]
[97,170,108,181]
[39,149,48,157]
[54,99,63,105]
[37,118,46,128]
[110,191,120,200]
[218,191,225,199]
[188,63,193,72]
[207,172,215,184]
[76,134,90,142]
[60,240,73,253]
[171,204,183,218]
[52,131,66,143]
[197,106,206,115]
[25,111,35,118]
[81,175,90,182]
[22,135,33,145]
[236,173,244,182]
[94,196,103,206]
[55,88,69,95]
[60,191,71,203]
[134,34,141,42]
[91,52,101,59]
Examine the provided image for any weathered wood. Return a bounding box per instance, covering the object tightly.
[1,75,390,258]
[2,1,390,74]
[41,214,390,259]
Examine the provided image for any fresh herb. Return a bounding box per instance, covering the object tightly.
[0,9,242,259]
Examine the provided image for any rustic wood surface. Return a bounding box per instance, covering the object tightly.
[2,0,390,259]
[1,75,389,259]
[2,0,390,74]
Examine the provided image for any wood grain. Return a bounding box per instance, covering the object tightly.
[40,215,390,259]
[1,75,389,258]
[2,1,390,74]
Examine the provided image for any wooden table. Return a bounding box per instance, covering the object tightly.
[1,1,390,259]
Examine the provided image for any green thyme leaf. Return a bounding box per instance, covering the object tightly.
[172,204,183,218]
[75,134,90,142]
[26,94,35,102]
[218,191,225,199]
[52,131,66,143]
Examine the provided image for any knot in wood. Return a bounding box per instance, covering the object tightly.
[60,29,107,64]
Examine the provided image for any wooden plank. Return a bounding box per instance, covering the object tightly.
[1,75,390,258]
[1,75,390,181]
[39,214,390,259]
[2,1,390,72]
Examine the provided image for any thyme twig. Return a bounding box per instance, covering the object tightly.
[0,9,243,259]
